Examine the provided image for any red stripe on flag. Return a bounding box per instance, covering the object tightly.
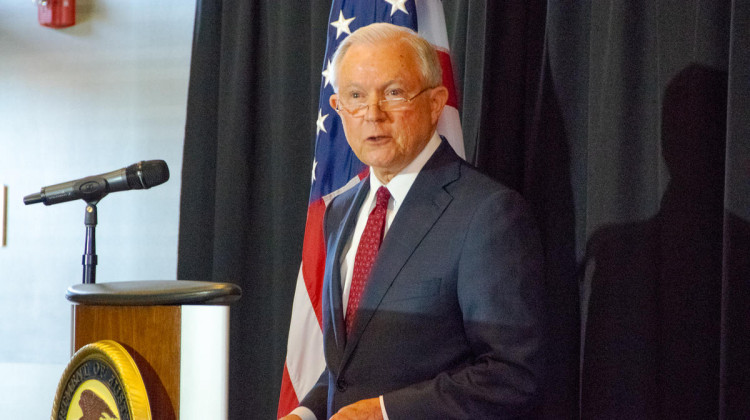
[437,50,458,108]
[277,363,300,418]
[301,199,327,328]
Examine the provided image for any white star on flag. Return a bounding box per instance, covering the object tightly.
[321,60,333,87]
[330,11,355,39]
[316,109,329,135]
[311,159,318,183]
[385,0,409,16]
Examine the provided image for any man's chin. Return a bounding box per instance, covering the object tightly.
[360,154,396,171]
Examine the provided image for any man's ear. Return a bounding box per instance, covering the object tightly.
[329,94,339,112]
[429,86,449,123]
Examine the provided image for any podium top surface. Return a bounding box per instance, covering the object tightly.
[66,280,242,306]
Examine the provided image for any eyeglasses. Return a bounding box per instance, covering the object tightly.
[335,87,431,117]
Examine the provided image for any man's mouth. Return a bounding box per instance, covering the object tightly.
[366,135,390,142]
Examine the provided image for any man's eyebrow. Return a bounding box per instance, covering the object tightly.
[341,80,404,90]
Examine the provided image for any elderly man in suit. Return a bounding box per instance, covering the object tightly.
[283,22,544,420]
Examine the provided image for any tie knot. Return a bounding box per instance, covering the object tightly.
[376,186,391,208]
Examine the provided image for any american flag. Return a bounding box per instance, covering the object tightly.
[278,1,464,416]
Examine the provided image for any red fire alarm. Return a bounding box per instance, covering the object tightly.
[37,0,76,28]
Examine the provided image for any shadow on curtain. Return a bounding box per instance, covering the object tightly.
[581,64,727,418]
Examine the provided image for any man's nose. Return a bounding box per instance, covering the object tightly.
[363,99,387,121]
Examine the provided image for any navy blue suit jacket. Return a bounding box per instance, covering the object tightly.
[300,139,544,419]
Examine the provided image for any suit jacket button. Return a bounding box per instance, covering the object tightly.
[336,379,347,392]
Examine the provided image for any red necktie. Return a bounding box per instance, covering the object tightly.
[345,186,391,336]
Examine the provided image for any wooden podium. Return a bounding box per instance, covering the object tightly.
[64,280,241,420]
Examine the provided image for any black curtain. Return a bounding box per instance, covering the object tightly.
[178,2,330,418]
[178,1,749,419]
[541,1,749,418]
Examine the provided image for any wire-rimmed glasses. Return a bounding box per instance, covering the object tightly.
[335,87,431,117]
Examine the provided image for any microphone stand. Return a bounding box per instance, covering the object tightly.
[82,202,98,284]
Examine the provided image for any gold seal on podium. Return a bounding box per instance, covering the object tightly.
[51,340,151,420]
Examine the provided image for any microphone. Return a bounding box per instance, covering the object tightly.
[23,160,170,206]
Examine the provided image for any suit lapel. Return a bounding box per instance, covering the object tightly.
[342,141,461,361]
[327,179,371,362]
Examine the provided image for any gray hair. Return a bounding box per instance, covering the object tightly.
[329,22,443,92]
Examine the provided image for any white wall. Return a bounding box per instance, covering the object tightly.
[0,1,194,417]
